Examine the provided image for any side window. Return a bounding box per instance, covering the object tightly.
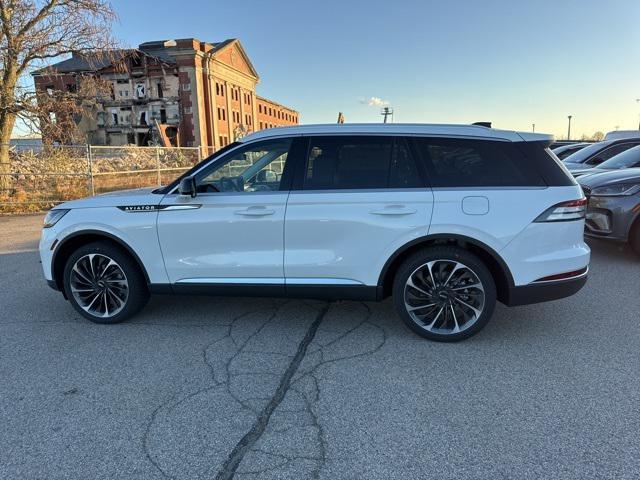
[412,137,544,187]
[196,138,292,193]
[303,136,424,190]
[305,136,392,190]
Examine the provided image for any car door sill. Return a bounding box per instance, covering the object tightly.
[149,283,381,301]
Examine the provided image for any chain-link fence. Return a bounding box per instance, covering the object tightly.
[0,145,214,213]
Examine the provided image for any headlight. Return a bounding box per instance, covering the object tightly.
[43,209,69,228]
[590,184,640,197]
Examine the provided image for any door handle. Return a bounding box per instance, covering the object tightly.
[234,206,276,216]
[370,205,417,216]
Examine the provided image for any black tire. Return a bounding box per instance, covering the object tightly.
[63,241,149,324]
[392,246,497,342]
[630,220,640,257]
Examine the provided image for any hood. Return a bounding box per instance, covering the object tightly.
[578,167,640,189]
[57,187,162,209]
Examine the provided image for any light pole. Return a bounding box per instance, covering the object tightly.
[567,115,572,141]
[532,123,535,132]
[636,99,640,130]
[381,107,394,123]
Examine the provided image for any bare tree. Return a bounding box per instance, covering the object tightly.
[0,0,117,193]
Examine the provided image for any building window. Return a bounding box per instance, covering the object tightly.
[157,82,163,99]
[184,106,192,115]
[183,83,191,91]
[215,83,220,96]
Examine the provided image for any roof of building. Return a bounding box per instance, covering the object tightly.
[32,50,132,75]
[242,123,553,143]
[256,96,299,113]
[32,38,241,76]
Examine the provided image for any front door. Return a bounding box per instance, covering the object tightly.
[157,138,294,286]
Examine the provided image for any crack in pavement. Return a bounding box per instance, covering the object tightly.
[142,300,386,480]
[143,305,281,479]
[213,303,331,480]
[236,301,387,480]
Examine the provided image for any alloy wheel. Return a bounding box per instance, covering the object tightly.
[69,253,129,318]
[404,259,485,335]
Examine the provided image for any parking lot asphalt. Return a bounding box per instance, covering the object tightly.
[1,214,639,480]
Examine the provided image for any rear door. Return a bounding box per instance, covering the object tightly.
[283,135,434,287]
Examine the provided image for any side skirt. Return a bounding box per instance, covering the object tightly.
[149,283,381,301]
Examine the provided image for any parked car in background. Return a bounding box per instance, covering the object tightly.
[563,138,640,170]
[579,168,640,255]
[569,145,640,177]
[39,123,590,342]
[551,142,590,160]
[604,130,640,141]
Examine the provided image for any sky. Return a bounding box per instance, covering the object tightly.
[21,0,640,139]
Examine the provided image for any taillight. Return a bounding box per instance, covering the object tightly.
[534,198,587,222]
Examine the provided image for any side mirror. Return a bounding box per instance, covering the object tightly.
[178,176,196,198]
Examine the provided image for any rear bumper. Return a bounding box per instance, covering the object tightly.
[505,271,588,306]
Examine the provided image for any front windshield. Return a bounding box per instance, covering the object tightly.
[597,145,640,169]
[563,141,612,164]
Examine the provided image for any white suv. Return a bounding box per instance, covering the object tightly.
[40,124,590,341]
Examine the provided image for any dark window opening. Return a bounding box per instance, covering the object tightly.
[304,136,393,190]
[412,137,544,187]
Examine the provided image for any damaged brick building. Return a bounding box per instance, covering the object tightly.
[32,38,299,148]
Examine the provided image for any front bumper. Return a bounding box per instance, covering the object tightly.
[505,270,588,306]
[584,194,639,242]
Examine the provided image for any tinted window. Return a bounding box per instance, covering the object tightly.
[412,137,544,187]
[303,136,422,190]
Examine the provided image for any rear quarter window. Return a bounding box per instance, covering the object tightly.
[411,137,545,187]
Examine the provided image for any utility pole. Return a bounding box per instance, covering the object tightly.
[532,123,535,132]
[381,107,394,123]
[567,115,572,140]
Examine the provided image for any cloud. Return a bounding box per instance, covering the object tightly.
[360,96,389,107]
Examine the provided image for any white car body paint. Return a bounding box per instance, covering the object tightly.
[40,123,590,309]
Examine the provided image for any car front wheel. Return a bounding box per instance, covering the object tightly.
[63,241,149,324]
[392,246,497,342]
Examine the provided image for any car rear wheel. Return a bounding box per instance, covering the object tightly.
[392,246,497,342]
[63,241,149,324]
